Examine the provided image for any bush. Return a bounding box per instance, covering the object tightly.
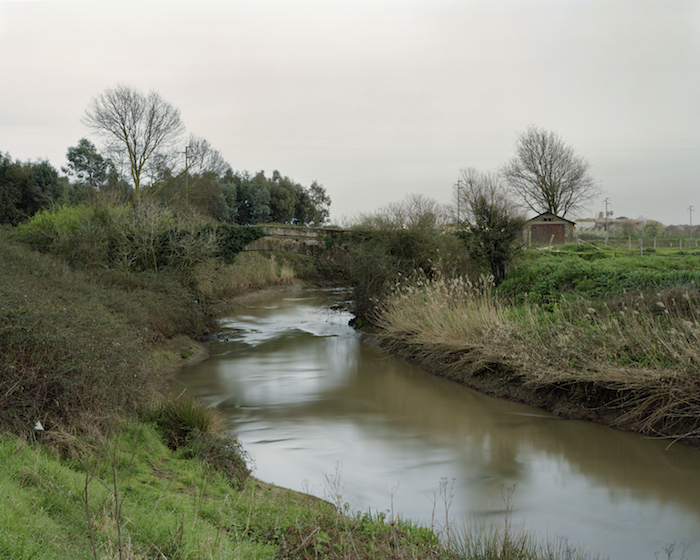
[147,396,225,449]
[11,203,98,248]
[0,253,150,433]
[11,200,224,277]
[0,234,211,434]
[182,430,251,489]
[146,395,251,488]
[348,227,473,322]
[215,223,265,263]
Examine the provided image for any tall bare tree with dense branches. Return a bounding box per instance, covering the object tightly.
[501,125,599,219]
[83,85,185,200]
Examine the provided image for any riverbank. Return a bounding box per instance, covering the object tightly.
[0,234,465,560]
[203,265,700,449]
[371,265,700,448]
[211,281,640,437]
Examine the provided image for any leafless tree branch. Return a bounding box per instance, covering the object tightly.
[500,125,599,218]
[83,85,185,200]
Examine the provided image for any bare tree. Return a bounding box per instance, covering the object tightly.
[83,85,185,200]
[457,168,516,222]
[355,193,449,231]
[501,125,599,218]
[185,135,229,176]
[455,168,524,284]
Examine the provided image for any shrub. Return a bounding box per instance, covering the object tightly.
[146,395,251,488]
[0,235,211,434]
[182,430,251,489]
[11,200,225,278]
[11,203,97,248]
[147,395,225,449]
[215,223,265,263]
[348,227,474,323]
[0,266,151,433]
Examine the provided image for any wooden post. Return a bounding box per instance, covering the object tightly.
[628,235,631,252]
[639,237,643,256]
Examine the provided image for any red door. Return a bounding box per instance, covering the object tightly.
[532,224,565,244]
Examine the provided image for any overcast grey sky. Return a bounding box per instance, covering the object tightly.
[1,0,699,224]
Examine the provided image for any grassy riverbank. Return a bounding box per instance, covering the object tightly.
[0,421,600,560]
[0,418,449,559]
[0,229,451,559]
[373,250,700,446]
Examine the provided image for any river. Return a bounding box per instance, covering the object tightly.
[174,288,700,560]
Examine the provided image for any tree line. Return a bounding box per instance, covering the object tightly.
[0,153,66,226]
[1,85,331,227]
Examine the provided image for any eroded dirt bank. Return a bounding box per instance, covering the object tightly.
[373,338,700,449]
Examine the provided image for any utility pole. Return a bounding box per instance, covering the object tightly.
[604,198,611,248]
[455,180,464,226]
[690,205,694,241]
[182,145,191,200]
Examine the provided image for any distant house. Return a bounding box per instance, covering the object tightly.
[524,213,576,245]
[575,218,596,231]
[593,217,642,231]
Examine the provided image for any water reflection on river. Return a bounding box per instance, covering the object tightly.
[174,289,700,560]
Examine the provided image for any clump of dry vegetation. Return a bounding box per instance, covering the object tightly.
[374,263,700,444]
[195,252,295,301]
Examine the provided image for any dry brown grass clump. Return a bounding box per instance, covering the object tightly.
[195,252,295,301]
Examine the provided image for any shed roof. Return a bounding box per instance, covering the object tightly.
[525,212,576,226]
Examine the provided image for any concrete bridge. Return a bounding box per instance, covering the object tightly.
[242,225,351,263]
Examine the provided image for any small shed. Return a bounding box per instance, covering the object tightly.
[525,213,576,245]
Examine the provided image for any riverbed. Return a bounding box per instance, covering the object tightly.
[174,288,700,559]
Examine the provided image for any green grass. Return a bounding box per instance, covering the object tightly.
[0,424,605,560]
[500,251,700,305]
[0,424,275,559]
[0,421,461,560]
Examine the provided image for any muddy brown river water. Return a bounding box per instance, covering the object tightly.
[174,288,700,559]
